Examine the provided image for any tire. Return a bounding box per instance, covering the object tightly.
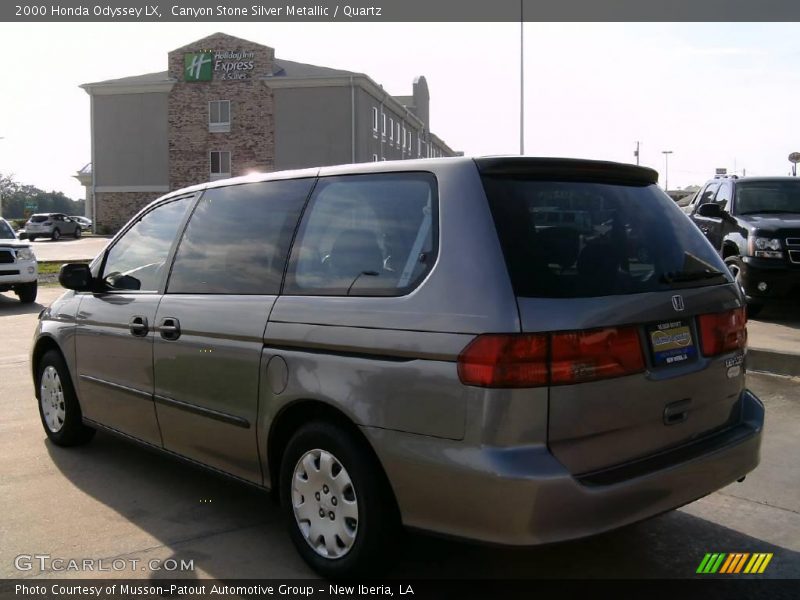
[74,226,81,239]
[36,350,95,447]
[52,228,61,241]
[725,256,764,319]
[16,281,37,304]
[279,421,399,578]
[28,236,36,242]
[746,303,764,319]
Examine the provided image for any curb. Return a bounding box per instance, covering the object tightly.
[748,348,800,378]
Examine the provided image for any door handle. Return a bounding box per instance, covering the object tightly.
[159,317,181,341]
[128,315,149,337]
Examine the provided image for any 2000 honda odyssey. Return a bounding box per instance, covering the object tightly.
[33,157,764,577]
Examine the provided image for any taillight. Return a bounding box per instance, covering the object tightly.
[457,334,548,388]
[698,308,747,357]
[551,326,645,385]
[457,327,645,388]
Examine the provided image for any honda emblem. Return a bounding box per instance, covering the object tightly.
[672,295,685,311]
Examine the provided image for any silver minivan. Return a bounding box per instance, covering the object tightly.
[33,157,763,577]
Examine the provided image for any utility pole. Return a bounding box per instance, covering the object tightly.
[634,141,640,165]
[662,150,673,192]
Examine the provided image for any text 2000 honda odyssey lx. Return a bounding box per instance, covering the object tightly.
[33,157,763,577]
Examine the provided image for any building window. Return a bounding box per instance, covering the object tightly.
[401,126,406,151]
[371,107,378,136]
[209,100,231,133]
[389,118,394,142]
[396,122,400,146]
[382,113,387,138]
[372,154,378,162]
[210,151,231,181]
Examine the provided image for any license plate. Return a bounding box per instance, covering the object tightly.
[647,319,697,367]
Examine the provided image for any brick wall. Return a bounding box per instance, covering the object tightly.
[167,33,276,190]
[95,192,161,233]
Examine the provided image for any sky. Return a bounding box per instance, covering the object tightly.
[0,21,799,199]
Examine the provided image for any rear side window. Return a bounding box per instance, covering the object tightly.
[30,215,49,223]
[284,173,437,296]
[482,178,729,298]
[167,179,313,295]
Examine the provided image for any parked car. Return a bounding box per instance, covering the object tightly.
[0,217,38,303]
[69,216,93,231]
[687,175,800,317]
[34,157,763,577]
[25,213,81,241]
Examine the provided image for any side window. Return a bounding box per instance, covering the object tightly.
[285,172,438,296]
[101,196,193,292]
[714,182,732,209]
[695,183,720,209]
[167,179,313,295]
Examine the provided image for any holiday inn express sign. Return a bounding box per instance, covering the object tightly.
[184,50,256,81]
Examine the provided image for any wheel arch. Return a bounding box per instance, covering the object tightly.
[31,335,66,393]
[266,399,397,508]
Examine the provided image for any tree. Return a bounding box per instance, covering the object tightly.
[0,172,84,219]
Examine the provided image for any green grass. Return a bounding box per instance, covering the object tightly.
[37,260,89,275]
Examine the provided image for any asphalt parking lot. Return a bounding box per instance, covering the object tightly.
[28,237,109,263]
[1,286,798,580]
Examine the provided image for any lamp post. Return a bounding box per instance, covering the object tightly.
[662,150,673,192]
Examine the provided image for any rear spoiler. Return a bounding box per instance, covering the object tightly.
[474,157,659,186]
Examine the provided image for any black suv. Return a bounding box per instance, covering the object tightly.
[687,175,800,316]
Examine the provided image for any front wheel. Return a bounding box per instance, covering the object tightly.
[36,350,95,446]
[16,281,37,304]
[279,421,399,578]
[74,226,81,239]
[725,256,764,319]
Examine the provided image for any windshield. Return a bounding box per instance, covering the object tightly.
[482,178,731,298]
[735,180,800,214]
[0,221,15,240]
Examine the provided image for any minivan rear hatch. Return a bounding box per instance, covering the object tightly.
[478,158,746,476]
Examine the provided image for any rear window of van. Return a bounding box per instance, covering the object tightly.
[482,178,730,298]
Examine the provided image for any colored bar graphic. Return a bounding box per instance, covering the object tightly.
[700,552,774,574]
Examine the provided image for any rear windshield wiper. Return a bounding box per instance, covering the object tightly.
[659,269,726,284]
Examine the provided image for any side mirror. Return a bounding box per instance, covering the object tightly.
[58,263,93,291]
[696,203,724,218]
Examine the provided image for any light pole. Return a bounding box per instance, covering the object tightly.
[662,150,673,192]
[634,141,640,165]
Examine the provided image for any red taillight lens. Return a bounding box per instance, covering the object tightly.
[457,334,548,388]
[457,327,646,388]
[698,308,747,357]
[551,326,645,385]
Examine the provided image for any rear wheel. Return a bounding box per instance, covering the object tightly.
[51,228,61,241]
[28,236,36,242]
[16,281,37,304]
[74,226,81,239]
[36,350,95,446]
[279,421,399,578]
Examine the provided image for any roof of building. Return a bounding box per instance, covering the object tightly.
[270,58,360,78]
[86,71,172,86]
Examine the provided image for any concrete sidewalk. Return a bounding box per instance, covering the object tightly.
[747,304,800,377]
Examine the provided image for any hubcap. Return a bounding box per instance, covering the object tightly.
[40,366,65,433]
[291,449,358,559]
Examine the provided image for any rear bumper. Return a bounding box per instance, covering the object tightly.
[364,389,763,546]
[740,257,800,302]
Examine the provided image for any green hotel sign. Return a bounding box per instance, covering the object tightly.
[184,52,214,82]
[184,50,256,82]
